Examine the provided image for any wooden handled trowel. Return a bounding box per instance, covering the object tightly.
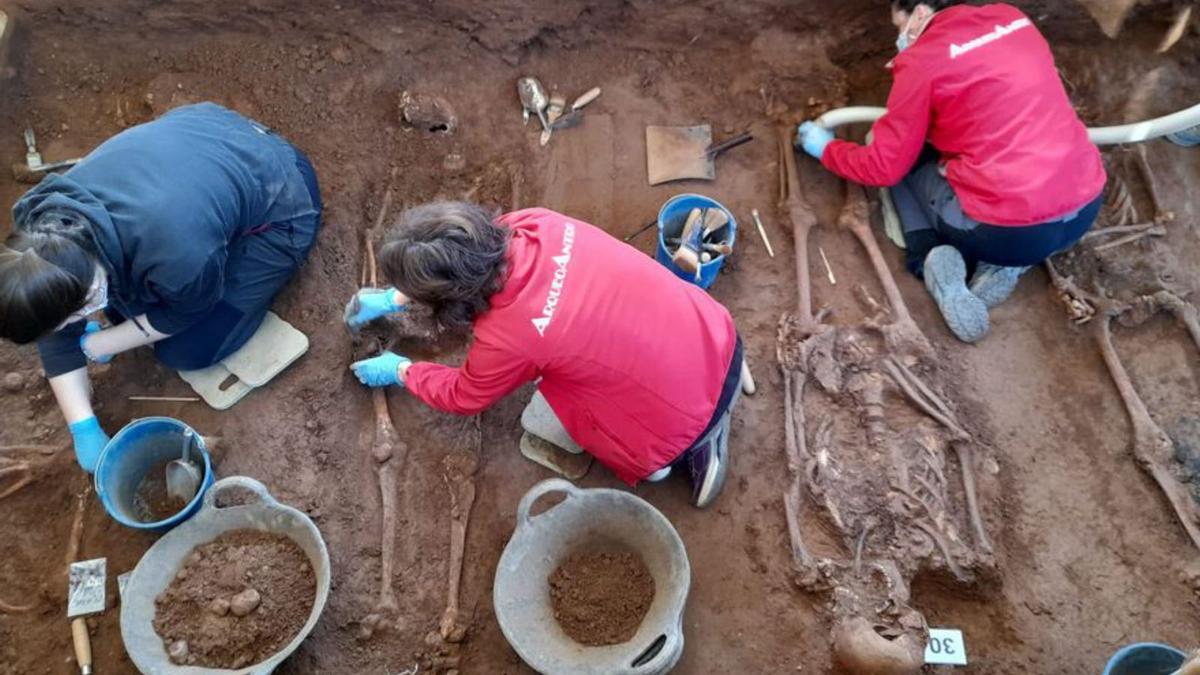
[67,558,106,675]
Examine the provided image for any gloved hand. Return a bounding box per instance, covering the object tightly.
[68,416,110,473]
[350,351,412,388]
[79,321,112,364]
[344,288,406,330]
[795,121,835,161]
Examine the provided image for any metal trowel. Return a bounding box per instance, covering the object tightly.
[67,558,106,675]
[517,77,550,132]
[165,429,201,504]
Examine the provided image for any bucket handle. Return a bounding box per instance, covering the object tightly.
[201,476,276,512]
[628,622,684,674]
[515,478,582,530]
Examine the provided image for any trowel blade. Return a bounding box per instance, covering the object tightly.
[67,558,106,618]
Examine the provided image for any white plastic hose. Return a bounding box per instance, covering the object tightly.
[816,102,1200,146]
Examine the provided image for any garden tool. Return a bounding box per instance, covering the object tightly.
[671,207,705,277]
[67,558,106,675]
[517,77,550,132]
[165,428,201,504]
[14,127,81,183]
[646,126,753,185]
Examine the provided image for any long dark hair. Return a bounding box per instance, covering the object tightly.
[0,210,99,344]
[377,201,510,332]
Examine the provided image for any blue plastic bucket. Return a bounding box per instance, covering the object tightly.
[656,194,737,290]
[94,417,215,532]
[1102,642,1186,675]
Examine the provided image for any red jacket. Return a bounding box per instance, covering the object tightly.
[405,208,737,484]
[822,3,1106,226]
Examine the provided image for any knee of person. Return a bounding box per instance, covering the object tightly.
[154,339,220,371]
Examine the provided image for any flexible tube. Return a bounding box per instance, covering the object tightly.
[815,102,1200,146]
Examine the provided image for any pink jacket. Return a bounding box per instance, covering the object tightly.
[405,208,737,484]
[822,3,1106,226]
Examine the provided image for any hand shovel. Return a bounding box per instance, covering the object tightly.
[68,558,106,675]
[646,126,754,185]
[165,429,201,504]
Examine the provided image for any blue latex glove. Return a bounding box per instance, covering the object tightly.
[796,121,835,161]
[68,416,110,473]
[79,321,112,364]
[350,351,412,388]
[344,288,406,330]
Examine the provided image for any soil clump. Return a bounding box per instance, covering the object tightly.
[549,551,655,646]
[153,529,315,669]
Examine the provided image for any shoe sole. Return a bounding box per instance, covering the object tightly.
[925,247,990,343]
[970,267,1025,309]
[693,430,728,509]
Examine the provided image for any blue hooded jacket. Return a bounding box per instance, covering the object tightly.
[13,102,316,376]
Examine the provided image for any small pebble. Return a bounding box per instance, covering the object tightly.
[167,640,189,664]
[230,588,261,617]
[3,372,24,392]
[330,45,353,64]
[208,597,231,616]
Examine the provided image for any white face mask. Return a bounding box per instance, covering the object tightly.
[895,6,933,53]
[57,265,108,329]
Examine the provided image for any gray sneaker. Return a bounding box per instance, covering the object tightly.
[924,246,990,343]
[969,263,1029,309]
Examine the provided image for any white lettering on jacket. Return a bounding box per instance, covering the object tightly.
[949,18,1031,59]
[531,222,576,337]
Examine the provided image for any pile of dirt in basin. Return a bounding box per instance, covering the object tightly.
[153,529,315,669]
[549,551,656,646]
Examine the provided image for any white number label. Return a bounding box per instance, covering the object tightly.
[925,628,968,666]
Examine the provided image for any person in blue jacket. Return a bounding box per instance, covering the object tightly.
[0,102,322,472]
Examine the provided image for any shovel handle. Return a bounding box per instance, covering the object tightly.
[623,219,658,243]
[707,131,754,159]
[72,617,92,674]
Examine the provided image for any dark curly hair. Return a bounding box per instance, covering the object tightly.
[892,0,965,11]
[0,209,99,344]
[377,201,510,332]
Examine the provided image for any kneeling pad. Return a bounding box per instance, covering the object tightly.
[178,312,308,410]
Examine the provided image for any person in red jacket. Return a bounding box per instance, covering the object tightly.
[343,202,744,508]
[796,0,1106,342]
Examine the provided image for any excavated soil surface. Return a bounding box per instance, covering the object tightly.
[0,1,1198,674]
[549,551,656,646]
[152,530,316,670]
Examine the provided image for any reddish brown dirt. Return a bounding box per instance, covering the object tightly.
[133,458,194,523]
[152,530,316,670]
[0,2,1198,674]
[549,551,656,646]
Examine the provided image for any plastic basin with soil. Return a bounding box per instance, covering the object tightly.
[494,479,690,675]
[121,476,331,674]
[152,529,316,669]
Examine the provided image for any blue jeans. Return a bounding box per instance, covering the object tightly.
[153,147,323,370]
[893,154,1103,277]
